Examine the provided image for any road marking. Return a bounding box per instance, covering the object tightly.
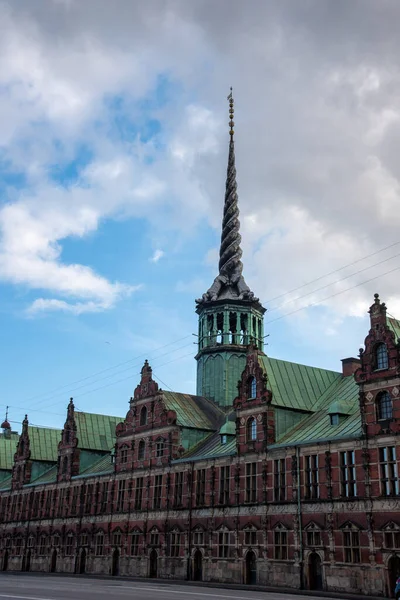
[105,586,265,599]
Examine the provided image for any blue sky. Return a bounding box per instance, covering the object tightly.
[1,0,400,431]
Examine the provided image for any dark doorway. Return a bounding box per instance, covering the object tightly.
[245,551,257,585]
[2,550,8,572]
[111,548,120,576]
[149,549,157,578]
[388,555,400,597]
[79,549,86,574]
[309,552,323,591]
[25,550,31,572]
[193,550,203,582]
[50,549,57,573]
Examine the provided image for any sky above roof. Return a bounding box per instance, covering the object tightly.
[1,0,400,431]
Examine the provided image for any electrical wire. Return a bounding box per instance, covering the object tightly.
[262,239,400,305]
[23,333,193,407]
[265,263,400,326]
[266,250,400,314]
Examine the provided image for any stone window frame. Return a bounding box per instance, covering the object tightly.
[65,533,74,556]
[379,446,399,496]
[375,343,389,370]
[153,474,163,510]
[139,405,148,426]
[246,417,257,442]
[340,450,357,498]
[217,526,234,559]
[95,531,105,556]
[38,535,47,556]
[119,444,129,464]
[192,526,205,547]
[304,454,320,500]
[129,528,142,556]
[112,528,122,547]
[247,376,257,399]
[155,437,165,459]
[243,524,258,546]
[273,458,286,502]
[195,469,206,507]
[382,522,400,549]
[304,522,322,548]
[169,528,181,558]
[273,523,288,560]
[219,465,230,505]
[342,522,361,564]
[134,476,144,511]
[245,462,257,503]
[149,527,160,547]
[376,391,393,421]
[138,439,146,461]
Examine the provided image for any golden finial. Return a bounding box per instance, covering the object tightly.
[227,87,234,140]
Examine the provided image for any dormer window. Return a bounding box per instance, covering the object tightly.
[140,406,148,426]
[377,391,392,421]
[221,434,227,445]
[330,414,340,426]
[375,343,389,370]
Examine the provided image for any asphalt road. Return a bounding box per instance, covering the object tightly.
[0,575,331,600]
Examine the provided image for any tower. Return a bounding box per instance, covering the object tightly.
[195,90,266,408]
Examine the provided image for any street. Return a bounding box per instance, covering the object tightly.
[0,575,329,600]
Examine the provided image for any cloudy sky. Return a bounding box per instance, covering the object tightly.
[1,0,400,430]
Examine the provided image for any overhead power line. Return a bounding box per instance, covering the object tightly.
[262,239,400,306]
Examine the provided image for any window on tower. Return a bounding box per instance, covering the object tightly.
[377,391,392,421]
[375,343,389,370]
[246,417,257,442]
[247,376,257,398]
[140,406,148,426]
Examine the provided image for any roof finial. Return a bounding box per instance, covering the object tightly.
[5,406,8,422]
[228,87,234,140]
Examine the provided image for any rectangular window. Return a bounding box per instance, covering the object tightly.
[153,475,162,510]
[245,463,257,503]
[15,538,22,556]
[380,447,399,496]
[84,484,93,515]
[71,487,79,516]
[169,532,181,557]
[95,534,104,556]
[305,454,319,499]
[384,530,400,549]
[174,472,184,507]
[135,477,144,511]
[244,530,257,546]
[219,466,230,505]
[274,458,286,502]
[113,531,121,546]
[343,530,360,563]
[150,531,159,546]
[130,533,140,556]
[193,530,204,546]
[65,536,73,556]
[100,482,108,513]
[274,529,288,560]
[218,531,233,558]
[195,469,206,507]
[306,530,321,547]
[340,451,357,497]
[120,447,128,464]
[80,533,88,546]
[39,537,46,555]
[116,479,126,512]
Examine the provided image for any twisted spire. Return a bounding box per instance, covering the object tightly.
[218,89,243,279]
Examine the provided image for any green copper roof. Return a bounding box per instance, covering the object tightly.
[29,427,61,462]
[75,453,113,478]
[0,433,19,470]
[0,475,12,491]
[328,399,352,415]
[75,412,122,451]
[174,431,237,463]
[163,391,224,430]
[272,375,360,447]
[30,464,57,485]
[387,316,400,342]
[220,420,236,435]
[260,355,341,412]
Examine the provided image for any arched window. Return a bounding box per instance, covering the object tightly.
[156,438,165,458]
[377,391,392,420]
[247,376,257,398]
[95,532,104,556]
[375,343,389,370]
[62,456,68,474]
[19,439,25,457]
[140,406,148,426]
[65,428,70,444]
[246,417,257,442]
[138,440,145,461]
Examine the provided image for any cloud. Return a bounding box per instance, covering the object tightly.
[149,249,164,263]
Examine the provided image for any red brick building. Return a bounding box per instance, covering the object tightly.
[1,96,400,596]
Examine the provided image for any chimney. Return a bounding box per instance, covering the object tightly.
[341,357,361,377]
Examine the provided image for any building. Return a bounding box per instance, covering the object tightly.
[1,93,400,597]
